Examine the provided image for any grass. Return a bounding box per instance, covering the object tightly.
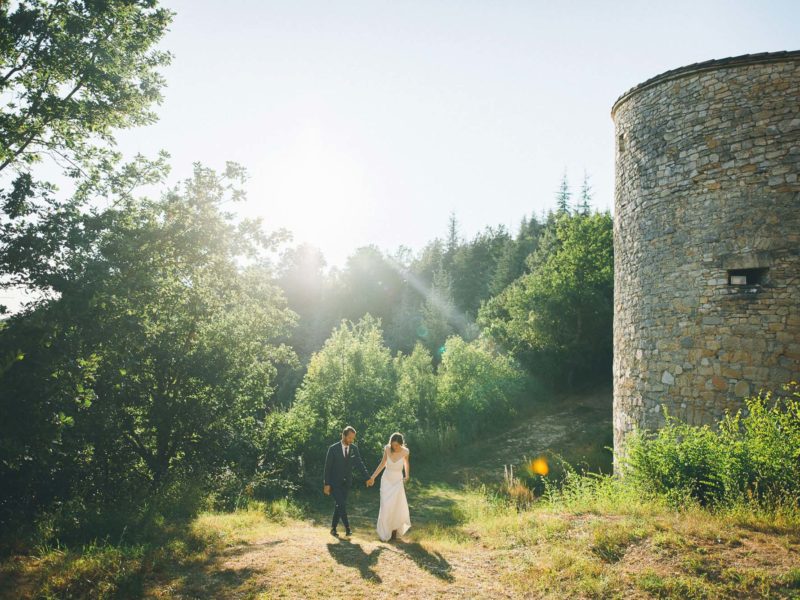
[2,388,799,598]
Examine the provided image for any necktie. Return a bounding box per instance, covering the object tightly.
[345,445,349,459]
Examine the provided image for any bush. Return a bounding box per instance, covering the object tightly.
[288,315,397,467]
[412,424,460,458]
[436,336,526,436]
[624,383,800,508]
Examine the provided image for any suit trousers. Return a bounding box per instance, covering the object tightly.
[330,483,350,531]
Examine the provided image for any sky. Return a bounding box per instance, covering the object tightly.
[3,0,799,310]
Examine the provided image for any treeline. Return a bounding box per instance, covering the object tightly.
[274,198,612,405]
[0,0,613,545]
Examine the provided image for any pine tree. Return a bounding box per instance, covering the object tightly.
[421,268,458,360]
[443,211,460,274]
[556,172,571,215]
[578,172,593,215]
[446,212,459,254]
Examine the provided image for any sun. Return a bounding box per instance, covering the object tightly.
[250,124,374,263]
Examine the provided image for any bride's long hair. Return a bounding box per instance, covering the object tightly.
[388,432,406,450]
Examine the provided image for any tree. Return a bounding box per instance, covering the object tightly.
[0,164,297,529]
[478,212,614,387]
[277,243,330,359]
[411,238,445,288]
[451,225,509,317]
[420,268,458,360]
[370,343,438,447]
[555,171,571,215]
[0,0,173,201]
[290,315,396,460]
[1,0,174,319]
[524,210,561,274]
[489,215,544,296]
[386,283,423,355]
[393,344,437,429]
[577,172,593,215]
[436,336,525,435]
[331,246,403,327]
[443,211,459,273]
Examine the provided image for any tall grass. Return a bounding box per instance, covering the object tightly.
[495,382,800,523]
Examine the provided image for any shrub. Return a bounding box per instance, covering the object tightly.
[624,383,800,508]
[436,336,525,436]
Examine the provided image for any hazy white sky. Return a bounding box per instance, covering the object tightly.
[3,1,799,311]
[116,0,796,267]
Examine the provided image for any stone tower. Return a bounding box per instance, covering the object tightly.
[611,51,800,462]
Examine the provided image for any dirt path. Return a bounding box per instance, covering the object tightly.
[157,522,516,600]
[142,392,613,599]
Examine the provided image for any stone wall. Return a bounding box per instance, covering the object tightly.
[611,51,800,462]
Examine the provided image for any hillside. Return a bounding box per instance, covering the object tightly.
[3,390,799,599]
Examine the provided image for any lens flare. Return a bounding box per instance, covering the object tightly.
[529,456,549,476]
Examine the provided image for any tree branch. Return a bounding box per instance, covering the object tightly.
[0,0,67,87]
[0,15,117,174]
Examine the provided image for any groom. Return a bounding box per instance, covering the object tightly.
[323,425,372,537]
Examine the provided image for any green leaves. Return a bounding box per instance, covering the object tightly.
[57,411,74,427]
[436,336,525,435]
[624,383,800,508]
[0,164,297,528]
[0,0,173,174]
[292,315,396,452]
[1,1,173,303]
[287,315,527,469]
[478,212,614,387]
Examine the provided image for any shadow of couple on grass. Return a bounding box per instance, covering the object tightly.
[326,536,453,583]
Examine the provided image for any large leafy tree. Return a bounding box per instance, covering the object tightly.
[0,0,172,203]
[436,336,525,435]
[0,164,297,529]
[392,343,437,430]
[1,0,174,325]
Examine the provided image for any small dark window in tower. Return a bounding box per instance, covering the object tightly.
[727,268,768,286]
[618,133,626,154]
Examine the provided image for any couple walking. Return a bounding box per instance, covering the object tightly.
[323,426,411,542]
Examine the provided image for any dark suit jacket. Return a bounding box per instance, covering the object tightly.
[324,441,370,488]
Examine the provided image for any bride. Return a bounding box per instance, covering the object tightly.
[367,432,411,542]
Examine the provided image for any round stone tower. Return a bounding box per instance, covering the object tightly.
[611,51,800,462]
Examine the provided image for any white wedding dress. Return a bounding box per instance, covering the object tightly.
[376,445,411,542]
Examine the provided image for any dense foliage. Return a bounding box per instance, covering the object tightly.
[0,165,297,539]
[284,317,529,487]
[478,211,613,386]
[623,383,800,508]
[1,0,173,226]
